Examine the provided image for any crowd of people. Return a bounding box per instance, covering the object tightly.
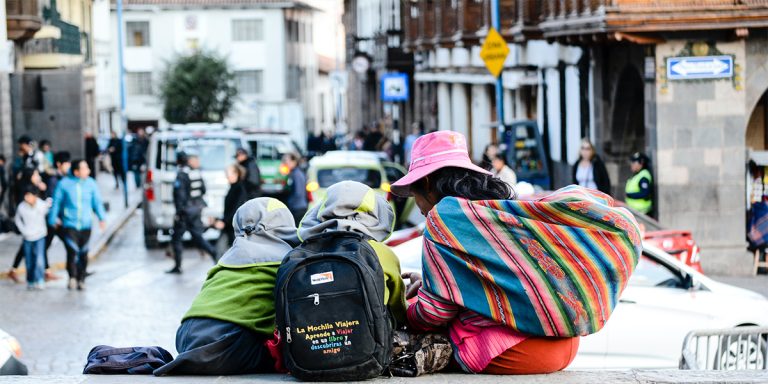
[2,130,150,291]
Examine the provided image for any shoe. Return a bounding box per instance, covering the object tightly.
[67,278,77,290]
[44,270,61,281]
[166,267,182,274]
[34,282,45,291]
[27,284,35,291]
[8,269,20,284]
[77,281,85,291]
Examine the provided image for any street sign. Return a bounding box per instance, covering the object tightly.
[480,27,510,78]
[381,72,409,102]
[666,55,733,80]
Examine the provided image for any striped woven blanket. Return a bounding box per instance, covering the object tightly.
[421,185,642,337]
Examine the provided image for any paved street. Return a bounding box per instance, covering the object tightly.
[0,210,212,375]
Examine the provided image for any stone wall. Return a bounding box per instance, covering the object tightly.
[11,69,85,159]
[654,39,752,275]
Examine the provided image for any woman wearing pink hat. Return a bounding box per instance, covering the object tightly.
[391,131,641,375]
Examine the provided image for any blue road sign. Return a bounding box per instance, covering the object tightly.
[381,72,409,102]
[667,56,733,80]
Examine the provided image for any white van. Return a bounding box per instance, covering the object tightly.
[142,124,244,247]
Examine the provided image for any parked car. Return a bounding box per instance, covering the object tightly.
[241,131,304,196]
[391,236,768,369]
[142,124,244,247]
[0,328,26,375]
[305,151,421,228]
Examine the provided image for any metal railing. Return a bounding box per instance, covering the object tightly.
[680,327,768,371]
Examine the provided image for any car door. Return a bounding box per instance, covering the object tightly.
[599,252,718,368]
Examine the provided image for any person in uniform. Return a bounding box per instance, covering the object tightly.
[625,152,654,217]
[168,151,217,274]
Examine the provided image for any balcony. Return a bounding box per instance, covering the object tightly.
[538,0,768,41]
[6,0,43,42]
[22,19,84,69]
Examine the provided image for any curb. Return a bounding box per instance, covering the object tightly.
[0,198,141,280]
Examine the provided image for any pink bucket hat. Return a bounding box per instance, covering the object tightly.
[391,131,492,197]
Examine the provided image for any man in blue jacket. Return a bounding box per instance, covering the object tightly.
[48,159,106,291]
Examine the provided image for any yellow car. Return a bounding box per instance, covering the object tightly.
[305,151,420,228]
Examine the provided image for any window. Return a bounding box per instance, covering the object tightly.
[317,168,382,188]
[126,21,150,47]
[126,72,152,95]
[235,70,263,94]
[232,19,263,41]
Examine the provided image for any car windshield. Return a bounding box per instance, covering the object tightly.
[249,138,300,161]
[629,254,684,288]
[317,167,382,188]
[157,137,240,171]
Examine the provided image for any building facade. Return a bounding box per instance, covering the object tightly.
[397,1,768,275]
[344,0,413,149]
[110,0,318,145]
[7,0,96,159]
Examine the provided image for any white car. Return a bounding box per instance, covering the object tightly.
[0,328,26,375]
[391,237,768,369]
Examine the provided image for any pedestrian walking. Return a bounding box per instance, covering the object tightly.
[625,152,653,217]
[390,131,640,375]
[153,198,299,376]
[10,136,43,215]
[282,153,307,225]
[48,159,107,291]
[491,154,517,189]
[403,122,422,164]
[7,169,48,284]
[572,138,611,195]
[0,154,8,214]
[39,140,54,176]
[234,148,261,199]
[84,133,100,175]
[214,163,249,247]
[363,124,384,151]
[107,132,124,190]
[14,185,49,290]
[168,152,217,274]
[128,128,149,188]
[479,143,499,171]
[41,151,72,281]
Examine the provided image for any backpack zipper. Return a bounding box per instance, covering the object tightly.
[286,327,292,343]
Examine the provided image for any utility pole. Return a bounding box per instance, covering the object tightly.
[117,0,129,208]
[490,0,505,127]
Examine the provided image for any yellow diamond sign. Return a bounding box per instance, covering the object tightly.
[480,27,510,78]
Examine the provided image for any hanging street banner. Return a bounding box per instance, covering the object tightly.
[381,72,409,102]
[480,27,510,78]
[666,55,733,80]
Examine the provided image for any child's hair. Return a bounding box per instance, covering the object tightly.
[54,151,71,166]
[21,185,39,198]
[493,154,507,165]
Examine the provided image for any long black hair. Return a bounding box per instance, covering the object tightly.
[412,167,514,201]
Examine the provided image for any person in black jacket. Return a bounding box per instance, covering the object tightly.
[235,148,261,199]
[215,164,249,247]
[572,138,611,195]
[168,152,217,274]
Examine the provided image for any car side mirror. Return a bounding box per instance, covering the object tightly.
[682,273,695,290]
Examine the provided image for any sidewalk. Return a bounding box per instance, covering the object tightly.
[0,172,142,279]
[0,370,767,384]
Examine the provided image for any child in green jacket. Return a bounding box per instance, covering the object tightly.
[154,198,299,376]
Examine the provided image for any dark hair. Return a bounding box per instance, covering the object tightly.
[412,167,514,201]
[0,154,6,162]
[71,158,87,174]
[284,152,301,162]
[40,140,51,148]
[17,135,32,145]
[54,151,71,166]
[493,154,507,165]
[21,184,39,197]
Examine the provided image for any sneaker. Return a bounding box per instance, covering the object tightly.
[34,282,45,291]
[165,267,182,274]
[77,281,85,291]
[27,284,35,291]
[8,269,20,284]
[68,278,77,290]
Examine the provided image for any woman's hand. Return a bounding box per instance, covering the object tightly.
[214,220,225,230]
[401,272,423,300]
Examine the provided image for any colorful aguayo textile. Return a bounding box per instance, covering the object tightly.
[421,185,642,337]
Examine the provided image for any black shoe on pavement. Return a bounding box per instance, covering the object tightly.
[166,268,182,274]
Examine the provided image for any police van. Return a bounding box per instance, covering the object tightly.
[142,124,245,247]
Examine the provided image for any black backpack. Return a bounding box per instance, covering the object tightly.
[275,231,393,381]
